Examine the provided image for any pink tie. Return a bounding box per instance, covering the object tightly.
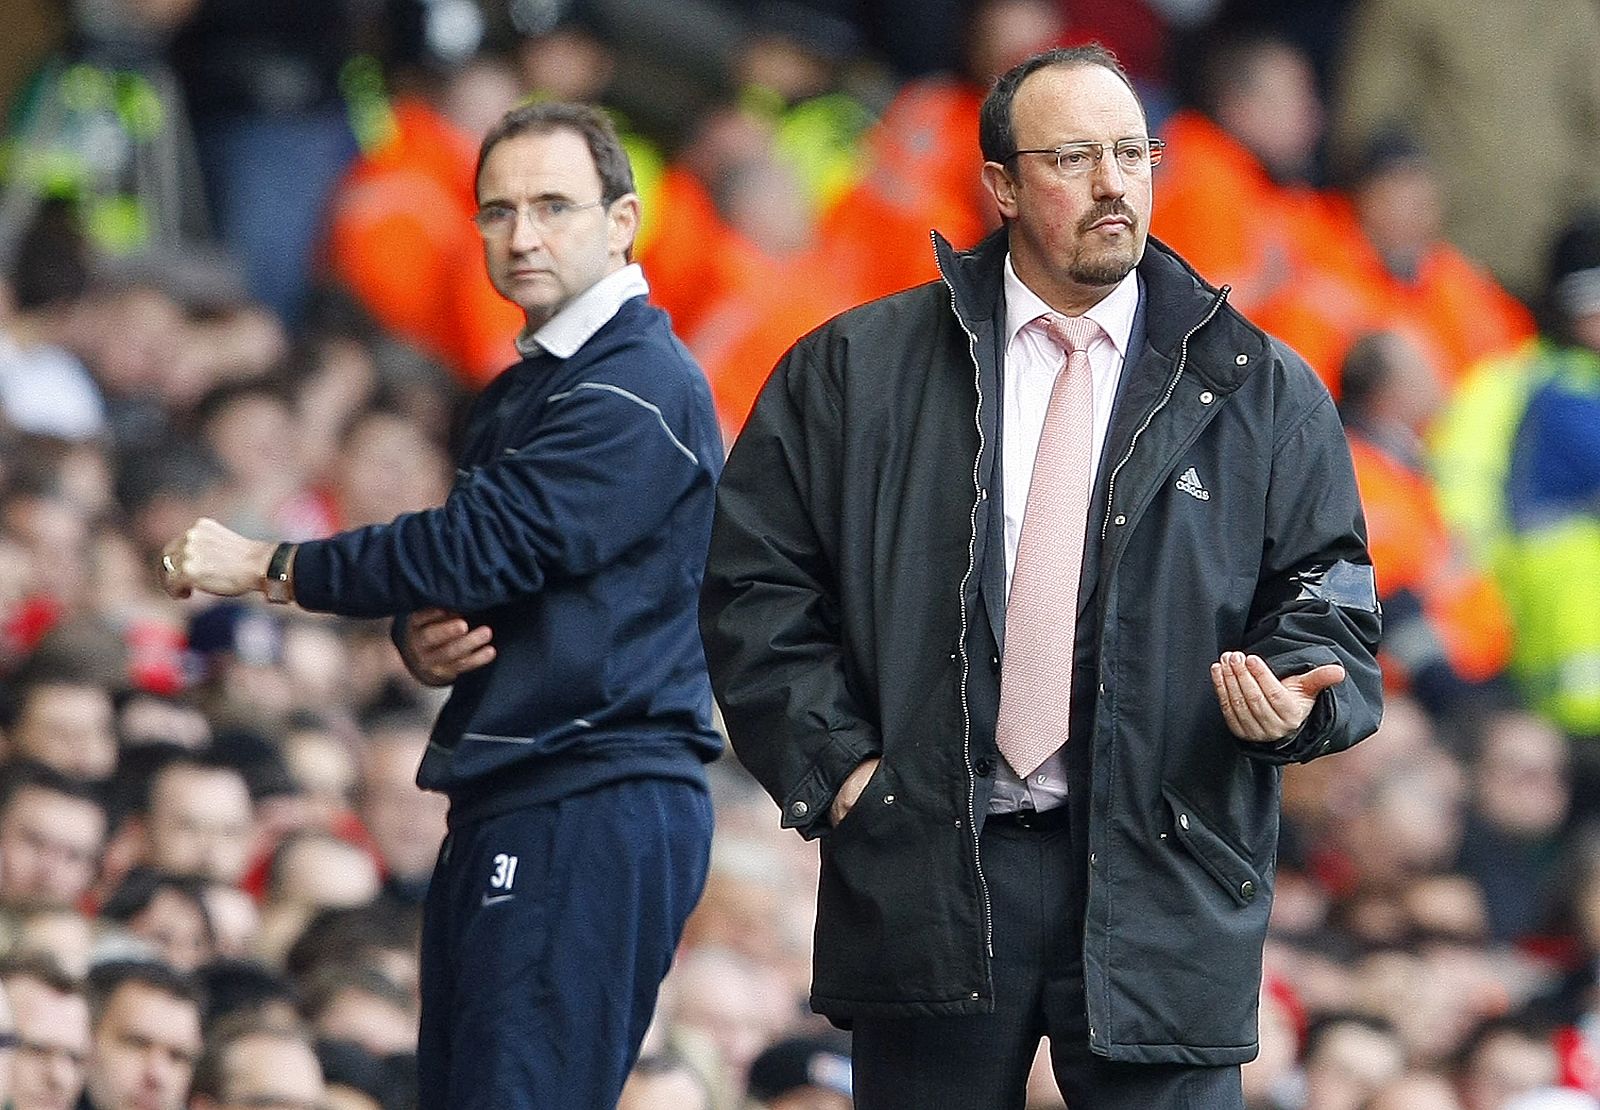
[994,312,1100,779]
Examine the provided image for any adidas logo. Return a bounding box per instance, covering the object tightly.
[1175,466,1210,501]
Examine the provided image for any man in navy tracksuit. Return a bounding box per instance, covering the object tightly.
[163,103,724,1108]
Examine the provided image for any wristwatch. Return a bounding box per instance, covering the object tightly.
[263,542,296,604]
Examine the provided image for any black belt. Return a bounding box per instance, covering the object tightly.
[984,805,1072,832]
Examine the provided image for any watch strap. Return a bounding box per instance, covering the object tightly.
[264,542,296,604]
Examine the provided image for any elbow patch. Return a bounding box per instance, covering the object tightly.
[1294,560,1379,613]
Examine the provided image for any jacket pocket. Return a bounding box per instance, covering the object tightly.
[829,760,895,838]
[1161,785,1261,908]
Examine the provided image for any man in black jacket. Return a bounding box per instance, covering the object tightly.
[162,103,724,1109]
[701,46,1382,1109]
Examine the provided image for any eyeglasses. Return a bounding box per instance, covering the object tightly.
[471,197,606,237]
[1003,138,1165,178]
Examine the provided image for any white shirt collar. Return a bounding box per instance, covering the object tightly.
[1002,254,1139,357]
[514,263,650,359]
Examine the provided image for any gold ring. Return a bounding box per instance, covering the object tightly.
[162,553,177,577]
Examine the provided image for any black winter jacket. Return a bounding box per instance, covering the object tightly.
[701,230,1382,1064]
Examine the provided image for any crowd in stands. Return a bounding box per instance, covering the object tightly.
[0,0,1598,1107]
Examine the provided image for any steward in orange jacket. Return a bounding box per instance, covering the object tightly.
[1339,333,1513,708]
[325,96,521,387]
[1249,134,1534,395]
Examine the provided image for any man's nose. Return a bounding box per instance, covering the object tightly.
[508,209,544,252]
[1090,151,1127,198]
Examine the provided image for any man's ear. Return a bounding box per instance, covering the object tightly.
[608,194,641,259]
[981,162,1019,220]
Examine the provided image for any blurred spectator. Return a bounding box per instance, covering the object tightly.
[303,966,415,1059]
[818,0,1057,302]
[618,1052,713,1110]
[1456,712,1570,943]
[1152,27,1340,316]
[192,379,332,542]
[185,604,296,734]
[1326,751,1466,918]
[279,717,359,832]
[1337,330,1514,712]
[114,442,229,568]
[1456,1016,1561,1110]
[679,824,817,1002]
[0,760,106,911]
[1300,1013,1405,1110]
[257,831,381,965]
[1431,213,1600,738]
[1349,944,1524,1070]
[0,206,107,442]
[1265,131,1535,391]
[663,945,798,1107]
[283,904,422,1010]
[82,960,202,1110]
[1332,0,1600,301]
[1,954,90,1110]
[354,709,446,904]
[323,408,450,531]
[168,0,360,322]
[0,661,119,782]
[734,3,873,219]
[744,1035,852,1110]
[323,56,523,386]
[194,959,300,1035]
[188,1017,327,1110]
[1535,832,1600,1043]
[137,754,256,885]
[99,869,215,972]
[0,0,209,267]
[636,104,771,339]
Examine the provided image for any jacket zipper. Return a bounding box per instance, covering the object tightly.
[934,237,995,961]
[1099,285,1231,542]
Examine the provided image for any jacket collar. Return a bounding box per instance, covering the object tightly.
[934,229,1270,390]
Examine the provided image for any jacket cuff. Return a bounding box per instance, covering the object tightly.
[286,539,334,612]
[780,725,881,840]
[1234,646,1343,765]
[1238,689,1337,765]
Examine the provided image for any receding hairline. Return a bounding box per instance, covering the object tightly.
[474,122,604,200]
[979,46,1147,165]
[1010,58,1147,130]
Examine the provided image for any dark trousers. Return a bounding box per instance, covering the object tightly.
[417,777,713,1110]
[852,812,1244,1110]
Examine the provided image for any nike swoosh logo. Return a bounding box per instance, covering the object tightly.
[481,893,515,907]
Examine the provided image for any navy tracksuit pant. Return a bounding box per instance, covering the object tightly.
[417,777,713,1109]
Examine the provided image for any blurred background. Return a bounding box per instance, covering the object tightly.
[0,0,1599,1108]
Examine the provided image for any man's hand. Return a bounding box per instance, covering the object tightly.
[830,757,881,827]
[161,518,276,600]
[400,608,496,687]
[1210,651,1345,743]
